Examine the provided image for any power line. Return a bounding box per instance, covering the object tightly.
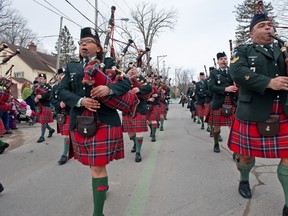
[111,0,130,19]
[64,0,95,26]
[121,0,132,12]
[32,0,82,27]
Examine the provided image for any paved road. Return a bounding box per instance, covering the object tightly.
[0,103,284,216]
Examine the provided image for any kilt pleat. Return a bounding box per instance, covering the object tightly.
[57,115,70,136]
[228,100,288,158]
[122,113,148,133]
[205,96,235,126]
[159,102,167,115]
[70,110,124,166]
[36,106,54,124]
[146,105,160,122]
[195,104,206,117]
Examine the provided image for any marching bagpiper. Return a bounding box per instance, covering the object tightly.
[50,68,71,165]
[34,73,55,143]
[206,52,238,153]
[122,65,153,162]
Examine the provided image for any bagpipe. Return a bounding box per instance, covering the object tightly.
[34,83,51,96]
[82,6,140,117]
[127,46,153,101]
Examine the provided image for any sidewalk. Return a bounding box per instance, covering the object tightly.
[1,121,57,151]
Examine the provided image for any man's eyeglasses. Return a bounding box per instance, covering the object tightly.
[78,39,96,45]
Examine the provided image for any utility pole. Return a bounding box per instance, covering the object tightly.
[157,55,167,75]
[95,0,98,31]
[56,16,63,70]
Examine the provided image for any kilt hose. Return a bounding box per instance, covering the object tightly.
[122,113,148,133]
[70,110,124,166]
[146,104,160,122]
[57,115,70,136]
[36,106,54,124]
[205,96,235,127]
[0,118,6,134]
[195,104,206,117]
[228,100,288,158]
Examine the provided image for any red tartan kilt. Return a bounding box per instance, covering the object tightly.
[122,113,148,133]
[70,110,124,166]
[84,66,139,116]
[205,108,235,126]
[159,102,166,115]
[36,106,54,124]
[228,101,288,158]
[0,118,6,135]
[204,102,211,117]
[57,115,70,136]
[146,105,160,122]
[100,90,139,116]
[195,104,206,117]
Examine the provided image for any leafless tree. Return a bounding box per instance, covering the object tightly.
[0,0,37,47]
[273,0,288,37]
[120,2,177,73]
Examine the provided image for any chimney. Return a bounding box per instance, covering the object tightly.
[28,42,37,52]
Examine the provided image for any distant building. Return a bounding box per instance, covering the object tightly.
[0,42,64,98]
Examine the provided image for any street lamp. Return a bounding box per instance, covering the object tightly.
[157,55,167,75]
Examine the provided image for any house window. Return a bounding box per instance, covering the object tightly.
[14,72,24,78]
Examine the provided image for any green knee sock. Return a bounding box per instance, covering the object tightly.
[135,137,143,153]
[160,119,164,128]
[62,138,70,156]
[213,131,220,144]
[148,124,152,133]
[0,139,6,147]
[236,160,255,181]
[152,124,157,136]
[92,177,108,216]
[40,124,46,137]
[46,123,52,130]
[277,163,288,207]
[200,117,204,127]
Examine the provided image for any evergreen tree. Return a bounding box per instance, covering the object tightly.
[53,26,78,64]
[234,0,275,46]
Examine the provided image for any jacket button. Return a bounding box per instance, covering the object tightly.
[277,95,280,99]
[83,87,86,90]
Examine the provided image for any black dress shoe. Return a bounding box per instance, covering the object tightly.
[238,181,252,199]
[160,127,164,131]
[47,129,55,138]
[213,143,220,153]
[151,135,156,142]
[135,152,142,162]
[37,137,45,143]
[58,155,68,165]
[283,205,288,216]
[0,143,9,154]
[0,183,4,193]
[201,125,204,130]
[131,144,136,153]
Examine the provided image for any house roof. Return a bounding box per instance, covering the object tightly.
[7,43,63,73]
[12,77,32,84]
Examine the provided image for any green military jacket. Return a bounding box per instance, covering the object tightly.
[229,43,288,122]
[58,62,131,129]
[208,68,237,110]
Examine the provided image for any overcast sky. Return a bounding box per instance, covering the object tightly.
[12,0,248,80]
